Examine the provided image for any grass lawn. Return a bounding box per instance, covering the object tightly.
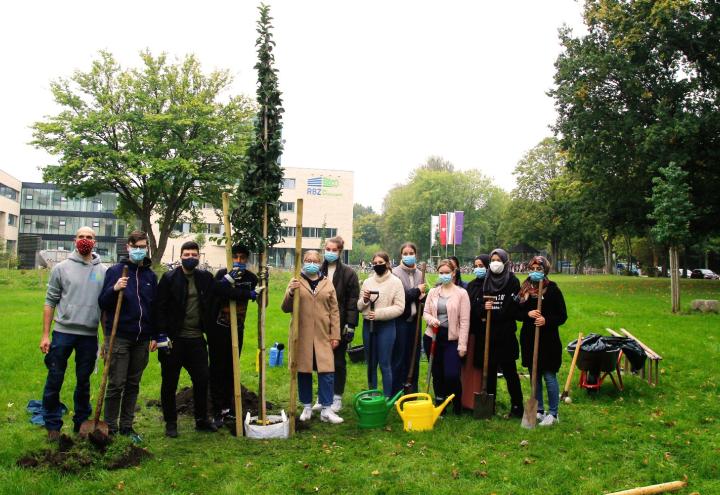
[0,268,718,494]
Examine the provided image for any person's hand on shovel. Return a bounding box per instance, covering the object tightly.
[528,310,545,327]
[484,299,494,310]
[288,278,300,294]
[113,276,128,292]
[366,310,376,320]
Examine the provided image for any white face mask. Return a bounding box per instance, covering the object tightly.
[489,261,504,274]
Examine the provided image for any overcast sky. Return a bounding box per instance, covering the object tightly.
[0,0,586,212]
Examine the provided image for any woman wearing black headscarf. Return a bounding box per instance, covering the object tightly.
[461,254,490,410]
[473,248,524,418]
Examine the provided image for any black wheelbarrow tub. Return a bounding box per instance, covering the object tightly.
[574,348,620,374]
[347,344,365,363]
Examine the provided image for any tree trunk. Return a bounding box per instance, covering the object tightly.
[601,234,613,274]
[550,237,560,273]
[669,246,680,313]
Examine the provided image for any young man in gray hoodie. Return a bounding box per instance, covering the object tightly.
[40,227,107,441]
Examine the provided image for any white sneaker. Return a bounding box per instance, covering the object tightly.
[536,411,546,422]
[539,414,559,426]
[299,406,313,422]
[311,401,323,412]
[320,408,344,424]
[330,395,343,412]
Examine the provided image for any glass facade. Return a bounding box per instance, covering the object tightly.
[19,183,128,262]
[280,226,338,239]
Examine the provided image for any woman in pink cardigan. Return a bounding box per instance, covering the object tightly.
[423,259,471,414]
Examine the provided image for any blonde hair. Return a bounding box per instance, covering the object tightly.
[437,259,455,272]
[303,249,321,263]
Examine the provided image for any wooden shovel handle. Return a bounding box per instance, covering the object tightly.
[480,296,494,391]
[529,280,544,400]
[563,332,584,395]
[93,265,128,425]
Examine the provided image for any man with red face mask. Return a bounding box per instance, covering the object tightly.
[40,227,107,441]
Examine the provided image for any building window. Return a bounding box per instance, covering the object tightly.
[206,223,221,234]
[0,183,19,201]
[8,214,18,226]
[24,217,31,225]
[280,201,295,212]
[281,178,296,189]
[280,226,296,237]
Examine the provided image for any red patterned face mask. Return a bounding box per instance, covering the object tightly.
[76,238,95,256]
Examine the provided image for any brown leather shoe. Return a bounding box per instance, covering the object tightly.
[47,429,61,442]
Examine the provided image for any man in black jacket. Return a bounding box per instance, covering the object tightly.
[152,241,217,437]
[208,244,259,427]
[315,237,359,412]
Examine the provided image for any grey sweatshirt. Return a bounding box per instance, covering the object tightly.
[45,251,107,336]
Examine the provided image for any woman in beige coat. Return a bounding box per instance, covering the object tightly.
[281,250,343,424]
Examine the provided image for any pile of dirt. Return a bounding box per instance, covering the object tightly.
[146,385,274,417]
[16,434,152,473]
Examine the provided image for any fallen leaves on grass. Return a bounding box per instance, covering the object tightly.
[474,470,488,478]
[451,468,459,479]
[371,469,380,476]
[520,440,529,447]
[523,458,535,465]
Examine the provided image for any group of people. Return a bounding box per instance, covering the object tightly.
[39,226,567,444]
[40,227,260,441]
[287,242,567,426]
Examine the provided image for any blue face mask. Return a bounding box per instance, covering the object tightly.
[129,247,147,263]
[233,262,247,271]
[438,273,453,285]
[474,267,487,279]
[530,271,545,282]
[402,255,416,266]
[303,262,320,275]
[324,251,339,263]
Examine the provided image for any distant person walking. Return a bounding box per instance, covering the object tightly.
[358,251,405,397]
[40,227,106,441]
[282,250,343,424]
[98,230,157,442]
[517,256,567,426]
[391,242,426,394]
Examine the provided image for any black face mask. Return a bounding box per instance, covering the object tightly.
[182,257,199,270]
[373,264,387,276]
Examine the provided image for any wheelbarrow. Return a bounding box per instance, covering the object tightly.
[567,335,624,395]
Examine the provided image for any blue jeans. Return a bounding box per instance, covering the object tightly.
[363,319,396,397]
[42,331,98,431]
[535,371,560,416]
[391,317,422,395]
[298,372,334,407]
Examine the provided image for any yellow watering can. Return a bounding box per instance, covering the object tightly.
[395,393,455,432]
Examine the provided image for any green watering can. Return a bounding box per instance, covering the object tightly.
[353,389,404,429]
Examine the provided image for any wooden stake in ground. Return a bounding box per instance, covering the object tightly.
[257,204,269,424]
[222,192,243,437]
[604,479,687,495]
[521,279,544,429]
[288,198,303,436]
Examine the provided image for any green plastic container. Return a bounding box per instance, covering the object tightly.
[353,389,403,429]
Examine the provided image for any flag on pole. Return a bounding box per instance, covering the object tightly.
[439,213,447,246]
[430,215,440,248]
[446,211,455,245]
[454,211,464,245]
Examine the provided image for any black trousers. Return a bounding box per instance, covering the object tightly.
[332,338,348,396]
[486,358,523,409]
[159,337,210,423]
[207,325,244,416]
[423,327,463,414]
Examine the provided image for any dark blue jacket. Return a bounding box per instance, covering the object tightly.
[99,258,157,342]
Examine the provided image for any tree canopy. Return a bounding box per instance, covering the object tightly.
[32,51,254,263]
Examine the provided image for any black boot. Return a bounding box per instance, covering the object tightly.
[165,422,178,438]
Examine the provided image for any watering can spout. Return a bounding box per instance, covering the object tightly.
[386,390,404,412]
[432,394,456,424]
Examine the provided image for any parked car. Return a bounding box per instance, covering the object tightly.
[690,269,719,280]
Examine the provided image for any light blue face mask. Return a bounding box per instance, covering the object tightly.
[474,267,487,279]
[438,273,453,285]
[129,247,147,262]
[530,271,545,282]
[402,255,416,266]
[324,251,339,263]
[303,262,320,275]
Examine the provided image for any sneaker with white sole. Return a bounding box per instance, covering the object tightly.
[300,406,313,422]
[330,395,343,413]
[539,414,559,426]
[320,408,344,424]
[536,411,546,422]
[311,402,323,412]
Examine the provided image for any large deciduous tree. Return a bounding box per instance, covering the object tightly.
[231,3,284,252]
[32,51,254,263]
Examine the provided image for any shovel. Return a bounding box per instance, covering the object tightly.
[473,296,496,419]
[424,325,439,394]
[366,291,380,389]
[79,265,128,441]
[521,279,544,429]
[560,332,583,403]
[403,263,427,394]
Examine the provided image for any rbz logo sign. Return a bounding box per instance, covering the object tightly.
[307,176,341,197]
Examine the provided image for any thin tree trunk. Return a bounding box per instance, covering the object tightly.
[601,234,613,274]
[670,246,680,313]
